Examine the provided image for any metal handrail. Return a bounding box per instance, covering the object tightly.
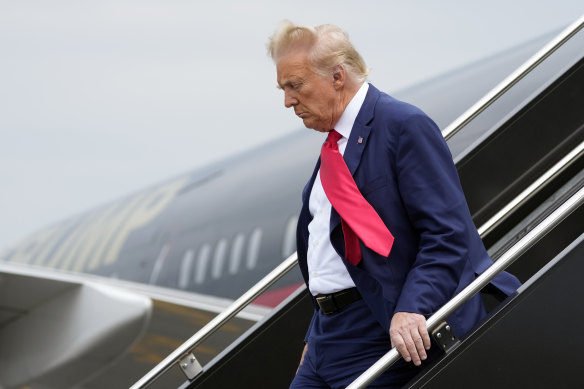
[478,141,584,236]
[347,185,584,388]
[442,14,584,141]
[130,252,299,389]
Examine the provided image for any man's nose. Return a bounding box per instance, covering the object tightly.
[284,92,298,108]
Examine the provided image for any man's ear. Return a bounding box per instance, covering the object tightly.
[332,65,346,90]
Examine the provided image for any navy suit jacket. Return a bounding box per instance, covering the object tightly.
[296,84,520,339]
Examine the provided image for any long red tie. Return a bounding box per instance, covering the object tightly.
[320,130,394,265]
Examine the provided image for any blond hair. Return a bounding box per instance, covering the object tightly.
[267,20,369,83]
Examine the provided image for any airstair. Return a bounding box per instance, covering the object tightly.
[132,15,584,389]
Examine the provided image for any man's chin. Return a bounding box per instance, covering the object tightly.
[302,120,328,133]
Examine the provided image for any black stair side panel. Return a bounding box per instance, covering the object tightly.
[459,57,584,233]
[182,287,313,389]
[408,233,584,389]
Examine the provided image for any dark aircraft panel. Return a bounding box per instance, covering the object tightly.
[458,56,584,243]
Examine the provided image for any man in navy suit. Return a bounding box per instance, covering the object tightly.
[268,21,520,388]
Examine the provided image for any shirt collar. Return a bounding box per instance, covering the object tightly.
[334,82,369,140]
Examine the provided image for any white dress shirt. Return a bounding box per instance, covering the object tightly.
[307,82,369,296]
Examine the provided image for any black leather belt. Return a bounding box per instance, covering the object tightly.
[316,288,362,315]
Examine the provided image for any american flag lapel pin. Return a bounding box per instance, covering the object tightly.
[357,136,363,144]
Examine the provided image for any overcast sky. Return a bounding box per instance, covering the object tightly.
[0,1,582,250]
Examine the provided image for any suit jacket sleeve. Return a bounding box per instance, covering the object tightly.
[393,113,471,316]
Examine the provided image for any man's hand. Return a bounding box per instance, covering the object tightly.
[389,312,431,366]
[296,343,308,374]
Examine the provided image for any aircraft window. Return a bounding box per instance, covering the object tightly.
[246,228,262,270]
[282,216,298,259]
[212,239,228,279]
[229,233,246,275]
[149,244,170,285]
[178,249,195,289]
[195,244,211,284]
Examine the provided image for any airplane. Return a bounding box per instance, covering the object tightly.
[0,27,568,388]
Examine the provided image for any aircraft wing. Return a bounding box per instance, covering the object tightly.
[0,262,152,388]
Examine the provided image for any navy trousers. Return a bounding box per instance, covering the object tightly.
[290,299,439,388]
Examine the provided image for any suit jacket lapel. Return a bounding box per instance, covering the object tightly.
[330,84,379,232]
[345,83,378,175]
[344,123,371,175]
[302,157,320,205]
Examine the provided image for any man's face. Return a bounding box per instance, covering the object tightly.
[276,49,342,132]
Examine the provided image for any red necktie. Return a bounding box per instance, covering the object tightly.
[320,130,394,265]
